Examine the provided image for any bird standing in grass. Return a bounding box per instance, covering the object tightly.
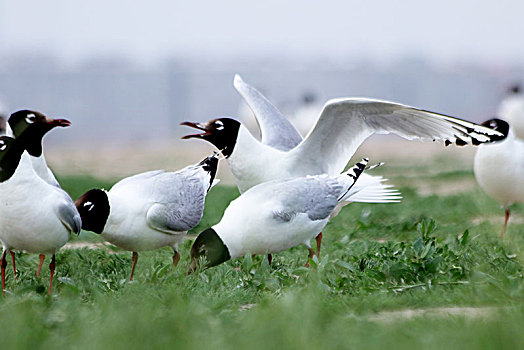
[188,158,369,272]
[0,111,81,294]
[474,86,524,237]
[75,154,220,281]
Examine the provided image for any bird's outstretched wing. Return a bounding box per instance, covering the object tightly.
[287,98,504,175]
[234,74,302,151]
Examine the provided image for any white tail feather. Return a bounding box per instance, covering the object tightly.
[342,173,402,203]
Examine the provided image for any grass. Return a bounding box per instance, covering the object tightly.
[0,165,522,349]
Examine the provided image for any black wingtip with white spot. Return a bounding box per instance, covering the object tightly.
[338,158,369,201]
[346,158,368,180]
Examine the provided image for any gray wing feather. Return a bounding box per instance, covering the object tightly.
[58,202,82,234]
[234,75,303,151]
[146,174,207,233]
[272,177,342,222]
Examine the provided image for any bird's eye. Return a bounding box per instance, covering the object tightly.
[25,114,36,124]
[0,140,6,151]
[215,120,224,130]
[84,201,95,211]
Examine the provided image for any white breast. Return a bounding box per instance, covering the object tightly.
[215,188,327,259]
[0,154,71,254]
[101,187,184,252]
[474,134,524,208]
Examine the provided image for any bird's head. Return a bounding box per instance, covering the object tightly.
[8,110,71,157]
[480,118,509,142]
[181,118,241,158]
[74,189,110,234]
[0,135,25,182]
[188,228,230,274]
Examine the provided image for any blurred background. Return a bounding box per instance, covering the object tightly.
[0,0,523,179]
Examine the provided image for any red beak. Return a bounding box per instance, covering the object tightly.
[180,121,211,139]
[48,118,72,128]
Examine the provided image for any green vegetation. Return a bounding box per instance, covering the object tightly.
[0,168,522,349]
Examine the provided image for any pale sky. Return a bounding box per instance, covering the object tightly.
[0,0,523,65]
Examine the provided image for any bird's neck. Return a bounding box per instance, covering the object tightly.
[227,126,281,193]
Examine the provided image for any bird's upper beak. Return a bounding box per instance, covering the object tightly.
[47,118,72,128]
[180,121,212,139]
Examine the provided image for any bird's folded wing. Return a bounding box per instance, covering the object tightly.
[146,176,206,234]
[234,74,303,151]
[287,98,504,176]
[58,201,82,234]
[272,177,342,223]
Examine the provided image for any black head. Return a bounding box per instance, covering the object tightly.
[480,118,509,142]
[197,153,219,190]
[74,189,110,234]
[509,84,521,95]
[8,110,71,157]
[181,118,241,158]
[188,228,231,273]
[0,136,26,182]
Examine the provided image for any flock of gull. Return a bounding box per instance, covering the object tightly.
[0,75,522,295]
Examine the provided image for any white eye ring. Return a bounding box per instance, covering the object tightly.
[215,120,224,131]
[25,113,36,124]
[0,140,5,151]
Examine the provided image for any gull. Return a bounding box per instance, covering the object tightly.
[474,86,524,237]
[188,158,369,272]
[1,110,71,277]
[182,75,503,251]
[75,154,220,281]
[0,132,81,294]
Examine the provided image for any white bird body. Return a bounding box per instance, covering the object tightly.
[0,153,76,254]
[474,131,524,208]
[190,159,371,269]
[103,167,214,251]
[473,86,524,236]
[214,180,328,258]
[101,166,214,252]
[76,154,219,279]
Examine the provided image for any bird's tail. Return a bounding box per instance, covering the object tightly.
[197,152,220,191]
[342,172,402,203]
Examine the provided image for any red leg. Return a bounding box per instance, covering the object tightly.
[499,209,510,238]
[268,254,272,266]
[305,247,315,267]
[10,251,16,277]
[48,254,55,295]
[36,254,45,277]
[129,252,138,281]
[172,251,180,267]
[1,250,7,294]
[315,232,323,257]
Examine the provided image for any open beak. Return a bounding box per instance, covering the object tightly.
[180,121,212,139]
[47,118,72,128]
